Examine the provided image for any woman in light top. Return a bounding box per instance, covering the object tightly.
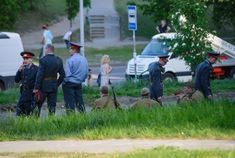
[100,55,112,87]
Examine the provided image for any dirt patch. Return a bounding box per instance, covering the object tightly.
[1,92,234,112]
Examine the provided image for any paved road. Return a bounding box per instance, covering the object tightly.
[0,139,234,153]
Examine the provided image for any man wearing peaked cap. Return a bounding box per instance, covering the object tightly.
[62,41,88,114]
[20,51,35,58]
[148,53,169,106]
[70,42,82,51]
[207,51,220,57]
[15,51,38,116]
[158,54,170,58]
[195,51,220,99]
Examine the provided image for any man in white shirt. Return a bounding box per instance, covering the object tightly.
[40,24,53,58]
[63,29,72,49]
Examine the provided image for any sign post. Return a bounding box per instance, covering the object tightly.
[128,5,137,81]
[80,0,85,56]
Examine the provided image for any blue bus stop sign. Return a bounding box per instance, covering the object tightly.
[128,5,137,31]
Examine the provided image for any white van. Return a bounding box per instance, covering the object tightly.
[0,32,24,91]
[125,33,192,82]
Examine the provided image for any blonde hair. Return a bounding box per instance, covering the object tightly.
[101,55,110,64]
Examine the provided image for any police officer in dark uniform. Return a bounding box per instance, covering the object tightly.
[34,44,65,115]
[195,51,220,99]
[15,51,38,116]
[149,54,169,106]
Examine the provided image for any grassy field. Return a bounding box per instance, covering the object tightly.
[0,79,235,105]
[29,44,146,65]
[114,0,156,40]
[0,100,234,140]
[1,147,234,158]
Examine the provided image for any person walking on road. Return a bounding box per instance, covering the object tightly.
[62,42,88,114]
[15,51,38,116]
[63,28,72,49]
[39,24,53,58]
[34,44,65,115]
[195,51,220,99]
[149,54,169,106]
[100,55,112,87]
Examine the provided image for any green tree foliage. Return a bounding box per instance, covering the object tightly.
[137,0,174,22]
[168,0,211,70]
[137,0,211,70]
[205,0,235,28]
[0,0,19,30]
[17,0,45,11]
[66,0,90,22]
[0,0,46,30]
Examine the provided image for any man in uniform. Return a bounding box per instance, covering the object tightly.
[175,82,204,104]
[132,87,160,109]
[62,42,88,113]
[34,44,65,115]
[195,51,220,99]
[92,86,120,110]
[15,51,38,116]
[149,54,169,105]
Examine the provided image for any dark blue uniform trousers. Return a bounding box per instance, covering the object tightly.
[39,91,57,115]
[62,82,85,113]
[16,89,34,116]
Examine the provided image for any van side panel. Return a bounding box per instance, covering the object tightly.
[0,32,23,90]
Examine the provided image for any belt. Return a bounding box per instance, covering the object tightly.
[44,77,57,80]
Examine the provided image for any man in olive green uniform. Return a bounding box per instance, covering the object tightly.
[93,86,120,110]
[132,87,160,108]
[175,83,204,104]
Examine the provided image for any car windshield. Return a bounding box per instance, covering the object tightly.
[141,39,169,56]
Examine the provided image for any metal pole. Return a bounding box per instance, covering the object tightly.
[133,30,137,81]
[80,0,85,56]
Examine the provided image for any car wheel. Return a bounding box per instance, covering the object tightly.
[0,82,5,92]
[163,73,176,81]
[229,68,235,79]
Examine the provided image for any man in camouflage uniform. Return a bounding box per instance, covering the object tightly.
[132,87,160,108]
[175,82,204,104]
[93,86,120,110]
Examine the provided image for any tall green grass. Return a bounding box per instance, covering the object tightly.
[0,100,234,140]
